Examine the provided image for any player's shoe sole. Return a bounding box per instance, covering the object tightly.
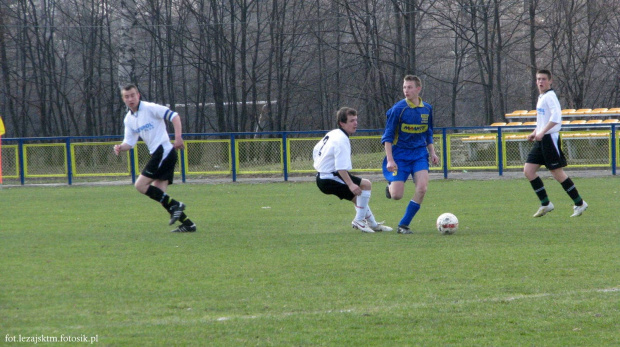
[533,202,554,217]
[570,200,588,217]
[397,225,412,234]
[352,219,375,233]
[171,223,197,233]
[385,184,391,199]
[370,221,393,232]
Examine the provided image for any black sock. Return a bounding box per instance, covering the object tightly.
[561,177,583,206]
[530,177,549,205]
[145,186,165,202]
[179,214,193,226]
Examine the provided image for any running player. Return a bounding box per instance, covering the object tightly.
[114,84,197,232]
[524,69,587,217]
[382,75,439,234]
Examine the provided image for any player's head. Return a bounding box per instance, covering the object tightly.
[403,75,422,102]
[536,69,553,93]
[121,83,141,112]
[336,107,358,135]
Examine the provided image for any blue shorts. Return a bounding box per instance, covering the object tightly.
[382,146,429,182]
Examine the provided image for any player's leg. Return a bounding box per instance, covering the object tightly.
[525,140,554,217]
[549,168,587,217]
[382,156,406,200]
[397,169,427,233]
[356,178,393,232]
[317,174,374,233]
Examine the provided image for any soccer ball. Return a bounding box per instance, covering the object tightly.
[436,213,458,235]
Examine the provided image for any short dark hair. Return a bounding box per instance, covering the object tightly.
[536,69,552,79]
[121,83,139,93]
[404,75,422,87]
[336,107,357,126]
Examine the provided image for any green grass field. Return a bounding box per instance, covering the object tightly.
[1,177,619,346]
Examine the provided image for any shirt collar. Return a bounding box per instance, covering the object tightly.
[406,97,423,108]
[338,127,350,138]
[130,101,142,116]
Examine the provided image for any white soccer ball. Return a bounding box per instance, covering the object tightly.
[436,213,458,235]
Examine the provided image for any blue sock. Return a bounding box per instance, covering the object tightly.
[399,200,421,227]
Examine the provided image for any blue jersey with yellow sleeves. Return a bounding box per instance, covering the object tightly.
[381,98,434,151]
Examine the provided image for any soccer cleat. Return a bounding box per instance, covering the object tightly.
[570,200,588,217]
[397,225,413,234]
[171,223,197,233]
[168,202,186,225]
[352,219,375,233]
[533,202,554,217]
[385,184,391,199]
[369,221,393,232]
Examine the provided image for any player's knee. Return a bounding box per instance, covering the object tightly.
[391,191,404,200]
[134,181,148,194]
[360,179,372,190]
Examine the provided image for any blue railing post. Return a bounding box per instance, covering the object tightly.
[180,147,186,183]
[130,147,136,184]
[442,128,448,179]
[611,124,617,176]
[18,139,25,185]
[497,127,503,176]
[230,134,237,182]
[282,132,288,181]
[65,137,73,185]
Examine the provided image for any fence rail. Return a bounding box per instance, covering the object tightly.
[1,125,617,186]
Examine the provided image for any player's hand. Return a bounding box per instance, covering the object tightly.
[534,132,544,141]
[349,183,362,196]
[114,144,121,156]
[430,152,440,165]
[386,159,398,173]
[526,133,535,142]
[173,138,185,150]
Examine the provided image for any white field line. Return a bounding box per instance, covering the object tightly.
[198,286,618,324]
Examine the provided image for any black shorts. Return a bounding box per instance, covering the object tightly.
[526,133,567,170]
[142,145,177,184]
[316,172,362,201]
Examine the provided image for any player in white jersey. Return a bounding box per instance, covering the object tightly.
[524,70,587,218]
[114,84,196,232]
[313,107,392,233]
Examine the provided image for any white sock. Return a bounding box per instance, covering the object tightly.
[354,190,371,221]
[365,206,378,227]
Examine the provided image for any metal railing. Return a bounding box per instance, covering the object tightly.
[1,125,617,186]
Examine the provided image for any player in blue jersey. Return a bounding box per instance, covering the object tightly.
[114,84,196,232]
[381,75,439,234]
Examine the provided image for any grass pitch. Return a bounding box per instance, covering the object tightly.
[1,176,618,346]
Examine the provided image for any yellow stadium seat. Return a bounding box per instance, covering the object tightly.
[525,110,537,116]
[602,119,619,123]
[561,109,576,115]
[601,107,620,115]
[570,120,586,124]
[585,119,602,124]
[505,110,528,117]
[506,122,522,126]
[490,122,507,126]
[587,108,608,114]
[561,120,571,125]
[523,121,536,126]
[568,109,592,115]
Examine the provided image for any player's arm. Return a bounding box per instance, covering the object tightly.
[384,142,397,172]
[114,142,132,156]
[427,143,439,165]
[171,115,184,150]
[337,169,362,196]
[534,121,559,141]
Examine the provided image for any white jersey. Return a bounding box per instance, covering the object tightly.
[536,89,562,134]
[122,101,178,155]
[313,128,352,183]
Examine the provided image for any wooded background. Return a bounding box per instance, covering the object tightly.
[1,0,619,137]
